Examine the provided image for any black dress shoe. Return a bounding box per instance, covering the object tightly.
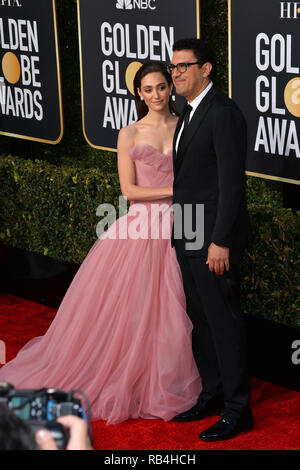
[173,399,223,422]
[199,408,253,441]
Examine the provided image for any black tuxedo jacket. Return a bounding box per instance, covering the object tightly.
[171,84,252,257]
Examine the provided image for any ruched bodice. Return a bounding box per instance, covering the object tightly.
[129,144,173,190]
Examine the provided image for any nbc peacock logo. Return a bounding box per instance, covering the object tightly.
[116,0,157,10]
[116,0,133,9]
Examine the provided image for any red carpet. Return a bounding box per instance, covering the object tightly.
[0,291,299,450]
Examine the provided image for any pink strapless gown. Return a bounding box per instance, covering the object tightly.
[0,144,201,424]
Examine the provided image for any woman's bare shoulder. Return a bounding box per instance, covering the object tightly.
[118,123,139,142]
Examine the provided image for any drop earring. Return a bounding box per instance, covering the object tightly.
[140,96,144,101]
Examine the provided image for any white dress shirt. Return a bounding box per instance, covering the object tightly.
[175,81,213,153]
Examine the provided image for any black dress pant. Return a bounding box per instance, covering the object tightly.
[175,248,250,417]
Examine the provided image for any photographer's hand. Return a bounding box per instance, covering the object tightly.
[57,415,93,450]
[35,429,58,450]
[36,415,93,450]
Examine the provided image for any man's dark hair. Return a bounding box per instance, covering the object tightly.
[0,404,38,450]
[172,38,215,76]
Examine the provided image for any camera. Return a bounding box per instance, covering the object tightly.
[0,382,93,450]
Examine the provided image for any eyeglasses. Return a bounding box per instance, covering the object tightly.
[167,61,202,74]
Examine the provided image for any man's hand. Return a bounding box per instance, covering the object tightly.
[206,242,230,275]
[36,415,93,450]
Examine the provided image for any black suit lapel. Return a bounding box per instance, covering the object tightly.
[174,85,218,173]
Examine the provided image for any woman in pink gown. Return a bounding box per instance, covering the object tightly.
[0,62,201,424]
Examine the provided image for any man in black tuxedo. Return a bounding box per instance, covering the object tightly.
[169,38,253,441]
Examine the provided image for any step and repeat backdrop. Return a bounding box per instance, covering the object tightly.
[0,0,63,144]
[229,0,300,184]
[77,0,200,151]
[0,0,299,184]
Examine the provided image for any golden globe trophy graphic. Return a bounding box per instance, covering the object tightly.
[125,61,142,95]
[1,52,21,85]
[284,77,300,118]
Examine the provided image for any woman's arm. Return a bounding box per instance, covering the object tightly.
[117,127,173,201]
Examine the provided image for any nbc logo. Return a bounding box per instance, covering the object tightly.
[116,0,157,10]
[116,0,133,8]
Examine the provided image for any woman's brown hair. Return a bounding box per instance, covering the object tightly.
[133,61,179,120]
